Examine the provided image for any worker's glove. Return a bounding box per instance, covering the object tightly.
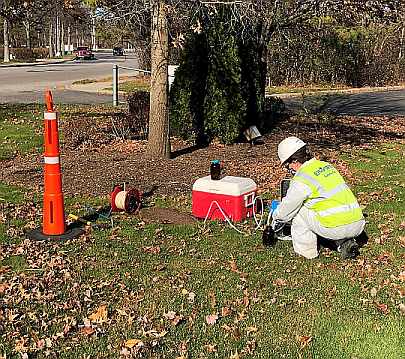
[271,219,285,233]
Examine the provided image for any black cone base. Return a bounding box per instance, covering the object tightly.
[27,226,84,241]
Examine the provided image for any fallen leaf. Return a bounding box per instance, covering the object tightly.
[297,298,306,306]
[230,351,240,359]
[399,303,405,315]
[125,339,143,348]
[89,305,108,323]
[370,287,378,297]
[296,335,312,349]
[120,348,130,356]
[206,314,218,325]
[0,283,8,294]
[376,303,389,314]
[164,311,183,326]
[243,288,250,307]
[221,306,232,317]
[80,325,95,335]
[273,278,287,286]
[246,326,258,334]
[181,288,188,295]
[205,343,217,353]
[164,311,176,320]
[187,292,195,303]
[178,340,187,355]
[142,246,161,254]
[398,271,405,282]
[208,290,216,309]
[45,338,52,348]
[229,260,239,273]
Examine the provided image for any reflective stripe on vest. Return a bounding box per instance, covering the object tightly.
[292,159,363,228]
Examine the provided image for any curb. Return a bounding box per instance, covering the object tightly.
[0,58,73,68]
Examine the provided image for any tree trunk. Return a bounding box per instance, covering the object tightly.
[147,0,170,158]
[3,17,10,62]
[67,24,71,53]
[399,26,405,60]
[91,14,97,50]
[24,20,31,48]
[48,22,54,58]
[61,21,65,55]
[75,26,79,48]
[56,16,61,56]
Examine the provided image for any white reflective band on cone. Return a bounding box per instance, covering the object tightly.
[44,112,57,120]
[44,156,60,164]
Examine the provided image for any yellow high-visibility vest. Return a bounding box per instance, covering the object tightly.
[292,159,364,228]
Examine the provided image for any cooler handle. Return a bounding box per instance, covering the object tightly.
[244,192,255,207]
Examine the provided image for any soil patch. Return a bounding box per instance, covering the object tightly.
[1,113,404,200]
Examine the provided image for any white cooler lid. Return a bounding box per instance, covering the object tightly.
[192,176,257,196]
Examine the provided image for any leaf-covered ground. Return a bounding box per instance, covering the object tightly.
[0,104,404,358]
[0,104,404,199]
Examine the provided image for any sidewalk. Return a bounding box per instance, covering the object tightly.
[68,79,130,96]
[68,80,113,95]
[0,57,73,68]
[70,78,405,98]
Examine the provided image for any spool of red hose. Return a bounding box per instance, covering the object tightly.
[110,185,141,213]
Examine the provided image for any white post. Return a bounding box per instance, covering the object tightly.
[113,64,119,106]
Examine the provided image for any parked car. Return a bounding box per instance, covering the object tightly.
[74,46,95,60]
[113,47,124,56]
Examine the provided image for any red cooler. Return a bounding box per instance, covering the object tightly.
[192,176,257,222]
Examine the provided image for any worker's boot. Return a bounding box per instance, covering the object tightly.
[262,226,277,246]
[337,238,360,259]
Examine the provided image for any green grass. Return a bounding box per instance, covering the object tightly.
[0,106,404,357]
[104,77,150,93]
[119,80,150,93]
[72,77,112,85]
[0,104,43,160]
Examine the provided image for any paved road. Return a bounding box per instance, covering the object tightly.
[1,53,404,115]
[280,89,405,116]
[0,52,138,105]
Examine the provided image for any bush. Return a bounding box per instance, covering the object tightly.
[33,48,49,59]
[170,5,265,145]
[127,91,150,140]
[203,14,246,144]
[11,48,35,61]
[169,32,208,144]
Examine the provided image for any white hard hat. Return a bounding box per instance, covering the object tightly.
[277,136,307,165]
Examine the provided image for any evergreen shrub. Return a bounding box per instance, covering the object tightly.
[170,5,265,145]
[170,32,208,144]
[203,16,246,144]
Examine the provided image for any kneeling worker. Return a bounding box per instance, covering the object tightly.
[272,136,365,259]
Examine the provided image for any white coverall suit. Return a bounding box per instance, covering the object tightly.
[272,171,366,259]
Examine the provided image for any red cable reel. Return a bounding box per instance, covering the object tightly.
[110,184,142,213]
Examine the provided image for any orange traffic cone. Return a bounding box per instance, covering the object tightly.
[28,90,83,240]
